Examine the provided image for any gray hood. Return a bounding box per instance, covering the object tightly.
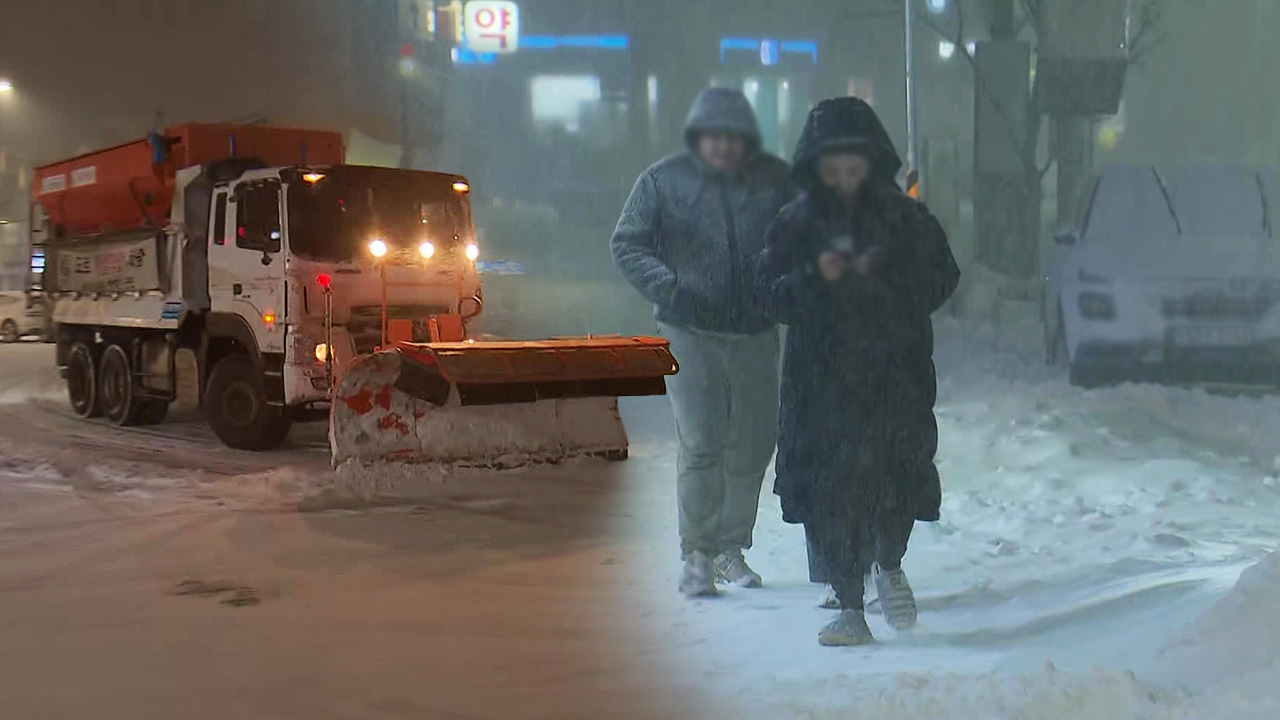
[683,87,762,153]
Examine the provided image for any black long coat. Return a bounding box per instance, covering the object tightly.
[755,98,960,528]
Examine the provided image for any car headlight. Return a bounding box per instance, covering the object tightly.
[314,343,330,363]
[465,243,479,261]
[1078,269,1113,285]
[419,241,436,259]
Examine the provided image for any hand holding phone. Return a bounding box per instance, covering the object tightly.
[818,251,847,282]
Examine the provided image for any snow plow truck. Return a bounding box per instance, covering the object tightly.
[28,124,677,465]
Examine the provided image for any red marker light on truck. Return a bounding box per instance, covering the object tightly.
[317,273,332,290]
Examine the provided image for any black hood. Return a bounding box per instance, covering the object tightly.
[791,97,902,190]
[683,87,763,154]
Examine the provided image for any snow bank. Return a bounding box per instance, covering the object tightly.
[1154,552,1280,693]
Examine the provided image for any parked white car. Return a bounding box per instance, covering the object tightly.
[1044,164,1280,387]
[0,292,44,343]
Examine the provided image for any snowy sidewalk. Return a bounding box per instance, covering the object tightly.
[616,318,1280,718]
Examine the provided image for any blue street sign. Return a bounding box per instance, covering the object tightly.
[476,260,527,275]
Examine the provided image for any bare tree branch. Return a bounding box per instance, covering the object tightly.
[1018,0,1045,37]
[919,4,1038,175]
[1126,0,1166,64]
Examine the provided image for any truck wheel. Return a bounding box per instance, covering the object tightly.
[66,342,101,418]
[0,320,18,343]
[204,355,291,451]
[99,344,144,426]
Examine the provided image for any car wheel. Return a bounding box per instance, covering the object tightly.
[0,320,18,343]
[204,355,292,451]
[1069,363,1111,390]
[1049,308,1071,367]
[99,344,144,426]
[66,341,102,418]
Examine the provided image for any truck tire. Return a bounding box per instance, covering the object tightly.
[99,344,144,426]
[0,320,18,343]
[66,341,102,418]
[204,355,291,451]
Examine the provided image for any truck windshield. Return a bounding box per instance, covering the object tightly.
[286,167,472,261]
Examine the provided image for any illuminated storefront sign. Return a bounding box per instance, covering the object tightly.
[721,38,819,65]
[463,1,520,53]
[453,34,629,64]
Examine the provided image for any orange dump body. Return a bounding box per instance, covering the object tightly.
[33,123,345,237]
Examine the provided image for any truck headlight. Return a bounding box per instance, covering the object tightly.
[419,241,436,259]
[315,343,330,362]
[465,243,479,261]
[368,239,388,258]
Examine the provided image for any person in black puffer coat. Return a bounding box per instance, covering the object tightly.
[754,97,959,646]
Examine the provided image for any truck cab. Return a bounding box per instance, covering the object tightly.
[205,165,482,432]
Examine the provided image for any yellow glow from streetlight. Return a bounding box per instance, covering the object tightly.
[368,239,388,258]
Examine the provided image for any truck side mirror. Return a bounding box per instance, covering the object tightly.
[1053,226,1079,246]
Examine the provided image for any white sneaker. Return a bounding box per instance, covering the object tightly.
[873,564,918,630]
[679,551,718,598]
[713,550,763,588]
[818,584,840,609]
[818,609,875,647]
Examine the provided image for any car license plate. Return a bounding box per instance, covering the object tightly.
[1170,326,1255,347]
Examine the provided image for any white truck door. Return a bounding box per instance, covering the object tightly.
[209,179,287,354]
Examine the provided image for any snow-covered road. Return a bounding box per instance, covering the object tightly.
[0,342,695,720]
[615,314,1280,718]
[6,313,1280,718]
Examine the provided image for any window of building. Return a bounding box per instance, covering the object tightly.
[530,75,603,135]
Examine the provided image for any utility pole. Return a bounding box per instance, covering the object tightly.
[986,0,1016,38]
[904,0,919,183]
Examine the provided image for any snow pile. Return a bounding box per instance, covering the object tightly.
[298,460,455,511]
[1152,552,1280,704]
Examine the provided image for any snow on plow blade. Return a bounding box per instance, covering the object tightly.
[329,337,678,466]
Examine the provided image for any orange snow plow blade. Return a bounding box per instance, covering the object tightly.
[329,337,678,466]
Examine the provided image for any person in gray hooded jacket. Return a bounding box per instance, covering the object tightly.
[611,87,792,598]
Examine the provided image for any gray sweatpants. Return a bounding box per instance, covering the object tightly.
[659,322,780,559]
